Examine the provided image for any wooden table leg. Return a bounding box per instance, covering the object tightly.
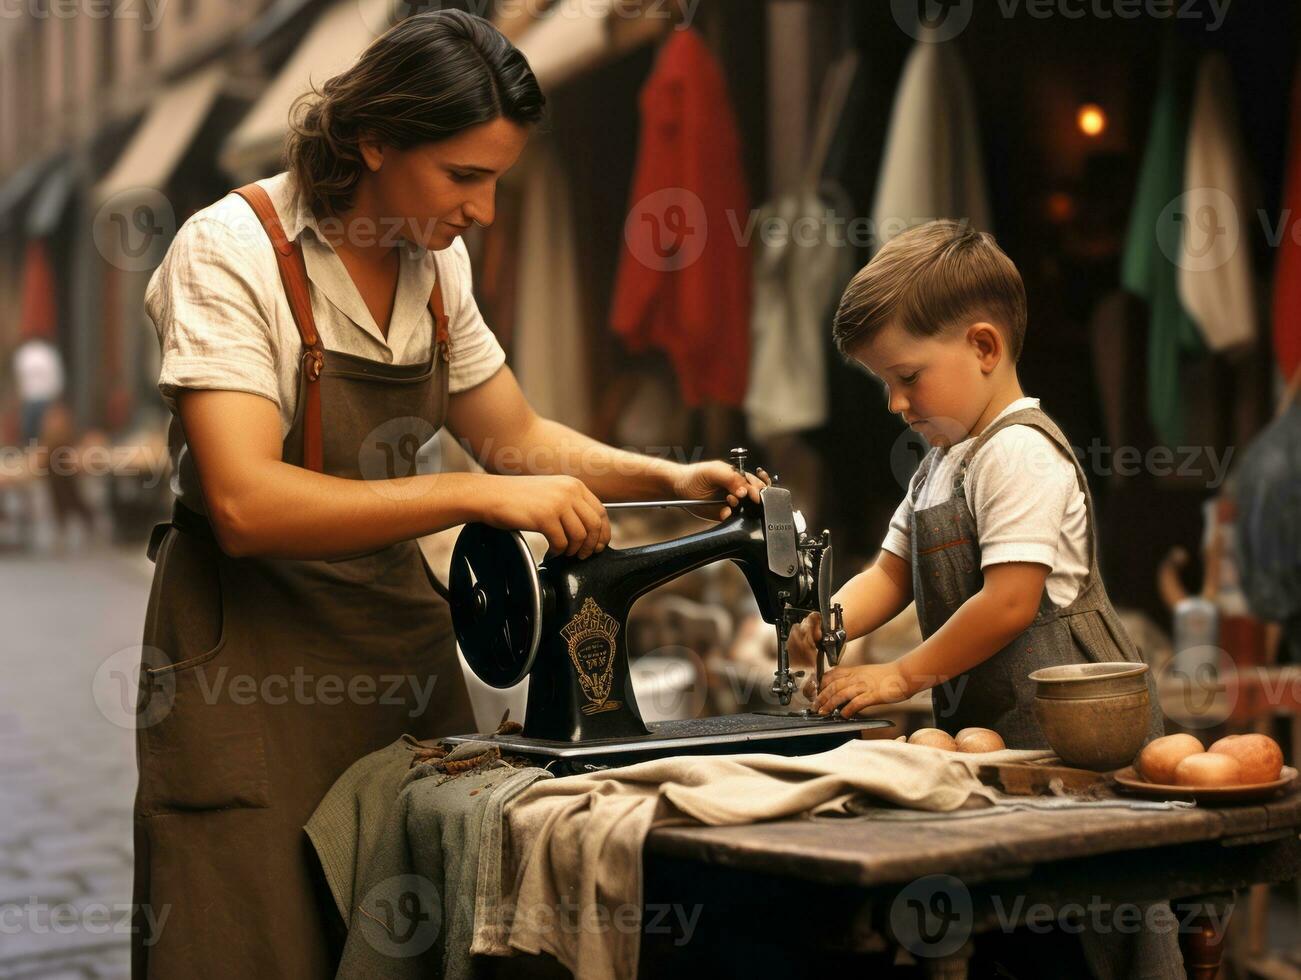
[1182,901,1234,980]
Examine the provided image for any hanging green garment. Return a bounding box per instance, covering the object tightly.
[1120,38,1204,445]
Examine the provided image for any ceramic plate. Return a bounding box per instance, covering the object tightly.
[1112,766,1298,805]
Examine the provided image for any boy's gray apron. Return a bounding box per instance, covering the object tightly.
[910,406,1163,748]
[131,185,477,979]
[909,406,1183,980]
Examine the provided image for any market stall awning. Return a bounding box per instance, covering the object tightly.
[220,0,391,180]
[93,64,227,204]
[25,158,76,237]
[239,0,321,49]
[0,157,52,231]
[513,0,671,91]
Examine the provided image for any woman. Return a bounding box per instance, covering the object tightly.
[132,11,765,977]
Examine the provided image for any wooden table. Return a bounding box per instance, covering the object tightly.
[640,789,1301,978]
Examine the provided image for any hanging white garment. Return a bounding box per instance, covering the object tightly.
[1177,52,1258,353]
[511,140,591,432]
[744,51,860,440]
[744,187,855,439]
[868,27,992,250]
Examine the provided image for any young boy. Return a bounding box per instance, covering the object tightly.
[788,220,1162,749]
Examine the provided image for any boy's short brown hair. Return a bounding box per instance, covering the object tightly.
[832,220,1027,361]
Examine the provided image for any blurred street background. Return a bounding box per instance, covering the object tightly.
[0,549,150,978]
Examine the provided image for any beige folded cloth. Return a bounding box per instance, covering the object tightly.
[472,740,1051,979]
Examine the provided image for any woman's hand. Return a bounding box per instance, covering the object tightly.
[812,662,912,717]
[671,461,771,521]
[479,474,611,559]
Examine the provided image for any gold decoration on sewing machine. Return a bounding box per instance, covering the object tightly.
[561,597,622,715]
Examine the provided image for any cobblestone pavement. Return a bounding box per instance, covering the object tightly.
[0,546,153,979]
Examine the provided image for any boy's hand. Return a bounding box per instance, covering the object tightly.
[787,612,822,670]
[813,662,911,717]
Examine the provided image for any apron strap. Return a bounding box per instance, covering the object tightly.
[233,183,326,473]
[233,182,454,470]
[427,268,450,356]
[955,407,1104,591]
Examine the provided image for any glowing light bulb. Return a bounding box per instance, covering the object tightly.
[1077,103,1106,137]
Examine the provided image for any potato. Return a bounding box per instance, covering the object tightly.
[1207,734,1284,784]
[1136,734,1204,784]
[1173,752,1243,787]
[908,728,958,752]
[955,728,1005,753]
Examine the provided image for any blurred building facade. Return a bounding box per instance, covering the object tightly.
[0,0,306,439]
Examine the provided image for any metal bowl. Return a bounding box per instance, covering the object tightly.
[1029,662,1151,771]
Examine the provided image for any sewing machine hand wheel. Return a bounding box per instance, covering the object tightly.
[449,524,543,688]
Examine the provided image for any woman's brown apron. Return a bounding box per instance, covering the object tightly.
[909,405,1165,748]
[131,185,477,978]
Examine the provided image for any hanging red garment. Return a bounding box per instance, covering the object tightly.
[1273,64,1301,382]
[609,28,751,407]
[20,239,58,340]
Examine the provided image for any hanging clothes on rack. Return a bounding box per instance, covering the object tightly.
[609,27,751,408]
[744,52,859,441]
[1177,51,1258,354]
[1120,38,1203,446]
[1271,56,1301,384]
[510,139,591,432]
[868,26,991,251]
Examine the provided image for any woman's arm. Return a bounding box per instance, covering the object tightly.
[446,365,768,515]
[179,388,609,561]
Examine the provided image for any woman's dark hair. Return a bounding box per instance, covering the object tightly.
[285,9,545,217]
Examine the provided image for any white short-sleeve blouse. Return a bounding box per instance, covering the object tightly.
[145,170,506,512]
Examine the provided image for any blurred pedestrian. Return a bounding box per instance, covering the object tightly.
[10,338,95,550]
[13,334,62,445]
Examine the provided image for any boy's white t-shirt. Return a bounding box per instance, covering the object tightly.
[880,397,1090,609]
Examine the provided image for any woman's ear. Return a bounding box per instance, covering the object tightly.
[967,322,1003,374]
[359,138,384,172]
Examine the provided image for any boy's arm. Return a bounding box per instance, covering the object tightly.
[788,550,913,672]
[813,561,1049,716]
[837,550,914,643]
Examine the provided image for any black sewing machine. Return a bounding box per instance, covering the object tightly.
[444,448,891,772]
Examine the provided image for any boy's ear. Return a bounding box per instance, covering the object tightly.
[967,322,1003,374]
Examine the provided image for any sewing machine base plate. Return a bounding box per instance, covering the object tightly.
[444,712,893,774]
